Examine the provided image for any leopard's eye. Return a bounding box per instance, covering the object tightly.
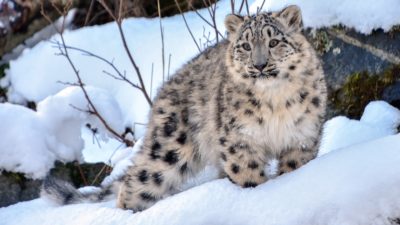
[242,43,251,51]
[269,39,280,48]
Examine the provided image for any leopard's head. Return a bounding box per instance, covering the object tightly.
[225,6,310,83]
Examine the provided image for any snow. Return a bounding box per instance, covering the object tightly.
[1,133,400,225]
[319,101,400,156]
[0,86,124,179]
[250,0,400,34]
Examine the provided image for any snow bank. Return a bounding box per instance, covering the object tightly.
[250,0,400,34]
[0,86,124,179]
[1,134,400,225]
[319,101,400,156]
[0,103,55,179]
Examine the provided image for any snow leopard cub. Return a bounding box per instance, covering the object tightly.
[117,5,326,211]
[41,5,327,212]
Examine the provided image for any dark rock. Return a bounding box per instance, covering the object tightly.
[383,81,400,110]
[0,161,109,207]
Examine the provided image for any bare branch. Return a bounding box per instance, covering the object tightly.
[256,0,266,14]
[244,0,250,16]
[167,53,172,80]
[190,6,224,40]
[84,0,96,26]
[174,0,202,53]
[157,0,166,82]
[40,1,134,147]
[99,0,153,106]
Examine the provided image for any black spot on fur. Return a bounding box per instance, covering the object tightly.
[227,175,236,184]
[181,108,189,125]
[260,171,265,177]
[157,108,165,114]
[150,141,161,160]
[164,112,178,137]
[152,172,163,186]
[228,146,236,154]
[229,117,236,125]
[289,65,296,70]
[179,162,188,174]
[220,152,227,161]
[176,132,187,145]
[257,117,264,124]
[299,90,309,103]
[164,150,179,165]
[246,89,254,97]
[283,73,290,79]
[219,137,227,146]
[138,170,149,183]
[231,164,240,174]
[140,192,157,202]
[234,101,241,110]
[244,109,254,116]
[286,100,292,108]
[248,161,259,169]
[311,97,320,108]
[249,98,261,108]
[244,181,258,188]
[287,160,297,169]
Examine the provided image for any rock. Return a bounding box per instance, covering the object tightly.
[383,81,400,110]
[0,161,109,207]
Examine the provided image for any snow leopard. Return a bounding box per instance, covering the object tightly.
[41,5,327,212]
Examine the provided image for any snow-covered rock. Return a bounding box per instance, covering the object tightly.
[319,101,400,156]
[0,86,124,179]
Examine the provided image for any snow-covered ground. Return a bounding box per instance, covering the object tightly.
[1,0,400,224]
[1,101,400,225]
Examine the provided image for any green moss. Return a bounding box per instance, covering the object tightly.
[2,171,26,183]
[310,30,333,54]
[330,65,400,119]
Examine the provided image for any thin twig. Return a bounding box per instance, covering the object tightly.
[51,42,142,90]
[174,0,202,53]
[167,53,172,80]
[150,63,154,99]
[244,0,250,16]
[190,6,224,40]
[157,0,165,83]
[99,0,153,106]
[40,2,134,147]
[230,0,235,14]
[84,0,96,26]
[208,0,219,43]
[238,0,246,14]
[256,0,266,14]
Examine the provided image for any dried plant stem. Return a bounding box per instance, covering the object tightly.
[174,0,202,53]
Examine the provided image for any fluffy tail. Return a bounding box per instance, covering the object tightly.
[41,176,114,205]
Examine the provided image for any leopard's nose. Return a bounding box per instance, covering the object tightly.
[254,63,267,72]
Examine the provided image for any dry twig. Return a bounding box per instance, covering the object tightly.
[40,1,134,147]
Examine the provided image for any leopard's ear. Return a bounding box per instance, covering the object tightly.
[225,14,244,40]
[277,5,303,33]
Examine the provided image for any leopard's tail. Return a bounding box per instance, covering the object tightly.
[40,176,114,205]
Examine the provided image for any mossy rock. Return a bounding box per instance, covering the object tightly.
[329,65,400,119]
